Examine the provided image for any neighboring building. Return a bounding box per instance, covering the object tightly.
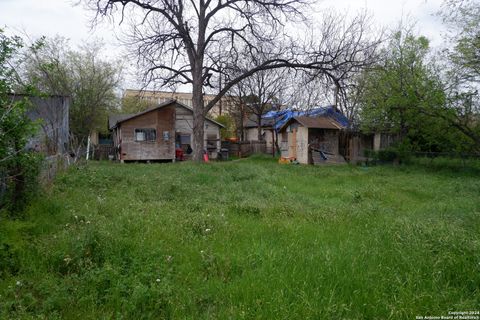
[243,115,277,154]
[123,89,238,118]
[243,106,349,159]
[10,94,70,155]
[109,100,224,162]
[278,115,346,164]
[89,130,113,146]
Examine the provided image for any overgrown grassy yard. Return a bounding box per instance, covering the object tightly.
[1,156,479,319]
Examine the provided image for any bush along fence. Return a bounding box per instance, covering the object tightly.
[0,152,43,214]
[0,153,74,214]
[363,149,480,166]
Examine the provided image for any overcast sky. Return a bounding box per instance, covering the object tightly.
[0,0,447,89]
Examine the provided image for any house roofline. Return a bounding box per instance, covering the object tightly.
[278,116,344,132]
[111,100,225,129]
[174,100,225,128]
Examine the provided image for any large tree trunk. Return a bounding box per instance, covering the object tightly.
[192,77,205,162]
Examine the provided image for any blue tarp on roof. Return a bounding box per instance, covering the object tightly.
[262,105,349,131]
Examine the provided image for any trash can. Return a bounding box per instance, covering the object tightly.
[220,148,229,160]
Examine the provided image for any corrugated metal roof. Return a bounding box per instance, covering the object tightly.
[293,116,344,129]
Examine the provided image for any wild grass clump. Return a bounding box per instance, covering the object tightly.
[0,155,479,318]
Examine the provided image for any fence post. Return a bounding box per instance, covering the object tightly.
[86,136,91,161]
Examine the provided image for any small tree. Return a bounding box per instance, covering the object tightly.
[232,68,287,141]
[359,29,449,152]
[436,0,480,151]
[215,114,235,139]
[23,37,123,143]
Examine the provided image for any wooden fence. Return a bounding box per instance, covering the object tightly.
[339,132,374,163]
[93,145,116,161]
[224,140,267,158]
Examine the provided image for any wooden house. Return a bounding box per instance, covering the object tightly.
[278,116,346,164]
[109,100,224,162]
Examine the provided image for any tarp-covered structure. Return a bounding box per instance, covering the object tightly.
[271,106,349,164]
[242,105,350,161]
[262,106,349,132]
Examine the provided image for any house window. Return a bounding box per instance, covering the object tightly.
[135,128,156,142]
[179,134,190,145]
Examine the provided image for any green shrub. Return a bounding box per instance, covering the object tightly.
[377,148,398,162]
[364,147,411,164]
[0,30,43,214]
[0,225,22,277]
[1,158,479,318]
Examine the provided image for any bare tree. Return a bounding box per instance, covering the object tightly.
[86,0,380,161]
[231,67,287,141]
[288,10,381,127]
[294,69,371,128]
[227,90,247,141]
